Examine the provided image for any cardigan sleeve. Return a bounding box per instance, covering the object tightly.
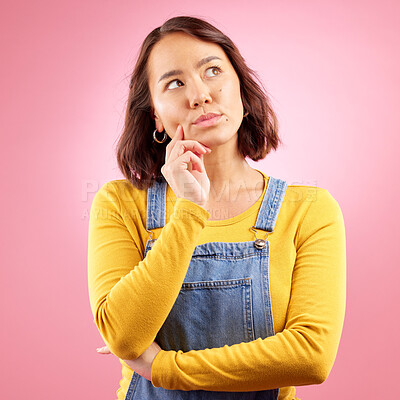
[151,188,346,391]
[87,182,210,360]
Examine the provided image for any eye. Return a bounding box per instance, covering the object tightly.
[205,66,222,78]
[166,79,184,90]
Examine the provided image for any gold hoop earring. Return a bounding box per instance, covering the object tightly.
[153,129,167,143]
[243,111,249,118]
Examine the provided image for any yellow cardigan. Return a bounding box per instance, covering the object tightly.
[87,170,346,400]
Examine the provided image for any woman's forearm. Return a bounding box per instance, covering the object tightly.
[151,188,346,391]
[88,183,210,360]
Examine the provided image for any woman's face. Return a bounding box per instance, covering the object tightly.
[147,32,244,148]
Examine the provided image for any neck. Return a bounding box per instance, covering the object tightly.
[201,137,259,203]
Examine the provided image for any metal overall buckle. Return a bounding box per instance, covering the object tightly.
[146,229,157,248]
[250,226,268,249]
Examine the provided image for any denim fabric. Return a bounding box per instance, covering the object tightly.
[125,176,287,400]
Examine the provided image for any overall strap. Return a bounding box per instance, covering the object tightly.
[146,175,287,232]
[254,176,288,232]
[146,176,167,230]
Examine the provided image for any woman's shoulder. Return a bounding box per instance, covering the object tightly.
[90,178,148,216]
[261,172,340,211]
[283,183,345,242]
[284,183,342,214]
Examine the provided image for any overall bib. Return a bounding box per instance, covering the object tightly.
[125,175,288,400]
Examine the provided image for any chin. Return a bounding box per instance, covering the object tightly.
[206,134,239,149]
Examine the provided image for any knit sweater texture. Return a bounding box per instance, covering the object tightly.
[87,170,346,400]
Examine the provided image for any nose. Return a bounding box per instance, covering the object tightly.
[188,78,212,108]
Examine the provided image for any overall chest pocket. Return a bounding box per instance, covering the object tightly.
[156,278,255,352]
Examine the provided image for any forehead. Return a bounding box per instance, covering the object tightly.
[147,32,229,80]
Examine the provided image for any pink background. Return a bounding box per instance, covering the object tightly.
[1,0,399,398]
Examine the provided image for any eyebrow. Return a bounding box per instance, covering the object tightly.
[158,56,222,83]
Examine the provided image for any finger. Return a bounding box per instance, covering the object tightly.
[165,125,183,161]
[168,140,209,164]
[175,151,205,173]
[181,124,185,140]
[96,346,112,354]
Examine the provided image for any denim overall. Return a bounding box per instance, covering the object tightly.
[125,175,288,400]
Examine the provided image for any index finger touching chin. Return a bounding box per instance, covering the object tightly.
[174,124,183,141]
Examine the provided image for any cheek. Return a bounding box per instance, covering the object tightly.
[153,100,183,136]
[154,101,178,124]
[219,82,242,119]
[219,76,241,102]
[153,99,169,117]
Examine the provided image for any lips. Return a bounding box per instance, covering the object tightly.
[193,113,221,125]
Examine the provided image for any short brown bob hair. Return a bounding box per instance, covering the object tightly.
[116,16,281,190]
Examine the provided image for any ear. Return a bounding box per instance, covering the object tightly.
[152,109,164,132]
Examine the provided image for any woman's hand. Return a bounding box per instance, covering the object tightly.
[96,341,162,381]
[161,124,212,208]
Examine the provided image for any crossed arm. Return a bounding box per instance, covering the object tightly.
[88,183,346,391]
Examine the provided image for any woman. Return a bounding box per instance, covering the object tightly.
[88,16,346,400]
